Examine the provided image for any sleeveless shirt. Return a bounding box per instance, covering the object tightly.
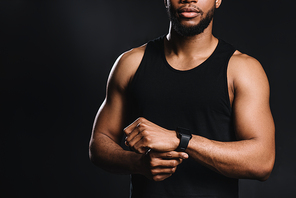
[127,36,238,198]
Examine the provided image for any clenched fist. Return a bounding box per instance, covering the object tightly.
[124,117,180,154]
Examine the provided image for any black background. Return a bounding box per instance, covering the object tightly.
[1,0,295,197]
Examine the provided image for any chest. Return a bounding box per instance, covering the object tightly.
[130,62,232,121]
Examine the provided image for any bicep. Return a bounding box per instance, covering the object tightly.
[92,99,127,145]
[231,56,275,144]
[92,82,130,145]
[91,47,145,144]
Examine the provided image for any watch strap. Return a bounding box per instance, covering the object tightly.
[176,127,192,152]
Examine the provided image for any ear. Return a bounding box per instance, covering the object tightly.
[215,0,222,8]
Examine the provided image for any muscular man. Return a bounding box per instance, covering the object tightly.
[89,0,275,197]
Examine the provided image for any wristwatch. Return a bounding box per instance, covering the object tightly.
[176,127,192,152]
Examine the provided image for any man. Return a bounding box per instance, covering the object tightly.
[89,0,275,197]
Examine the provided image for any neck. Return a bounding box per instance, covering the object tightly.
[165,21,217,57]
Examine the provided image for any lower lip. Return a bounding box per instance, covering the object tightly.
[179,12,199,18]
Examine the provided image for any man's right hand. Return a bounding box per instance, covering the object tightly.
[136,150,189,181]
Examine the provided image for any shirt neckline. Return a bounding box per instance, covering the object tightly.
[160,37,221,73]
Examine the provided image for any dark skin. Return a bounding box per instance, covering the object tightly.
[89,0,275,182]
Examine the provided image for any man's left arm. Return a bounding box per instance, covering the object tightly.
[125,54,275,181]
[184,54,275,181]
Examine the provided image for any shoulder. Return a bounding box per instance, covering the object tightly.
[229,50,263,74]
[228,50,269,94]
[119,44,147,69]
[107,44,147,92]
[229,50,262,68]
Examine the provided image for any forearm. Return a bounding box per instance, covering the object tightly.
[186,135,275,181]
[89,132,141,174]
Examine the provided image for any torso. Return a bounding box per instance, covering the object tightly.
[127,36,239,197]
[124,39,243,109]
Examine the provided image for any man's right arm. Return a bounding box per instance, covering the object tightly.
[89,46,187,181]
[89,46,145,174]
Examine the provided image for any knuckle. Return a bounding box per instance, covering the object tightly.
[143,136,151,143]
[171,167,177,173]
[128,141,134,147]
[166,152,173,158]
[137,122,143,127]
[140,123,149,130]
[138,117,145,123]
[123,128,129,135]
[171,160,177,167]
[149,160,156,168]
[141,129,148,136]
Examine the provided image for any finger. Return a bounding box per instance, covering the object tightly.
[124,117,146,135]
[149,158,182,168]
[126,127,144,148]
[130,137,147,153]
[151,151,189,160]
[125,119,147,144]
[123,118,141,135]
[151,167,177,176]
[151,173,172,182]
[125,123,143,146]
[132,134,152,153]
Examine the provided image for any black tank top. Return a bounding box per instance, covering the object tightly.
[127,36,238,198]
